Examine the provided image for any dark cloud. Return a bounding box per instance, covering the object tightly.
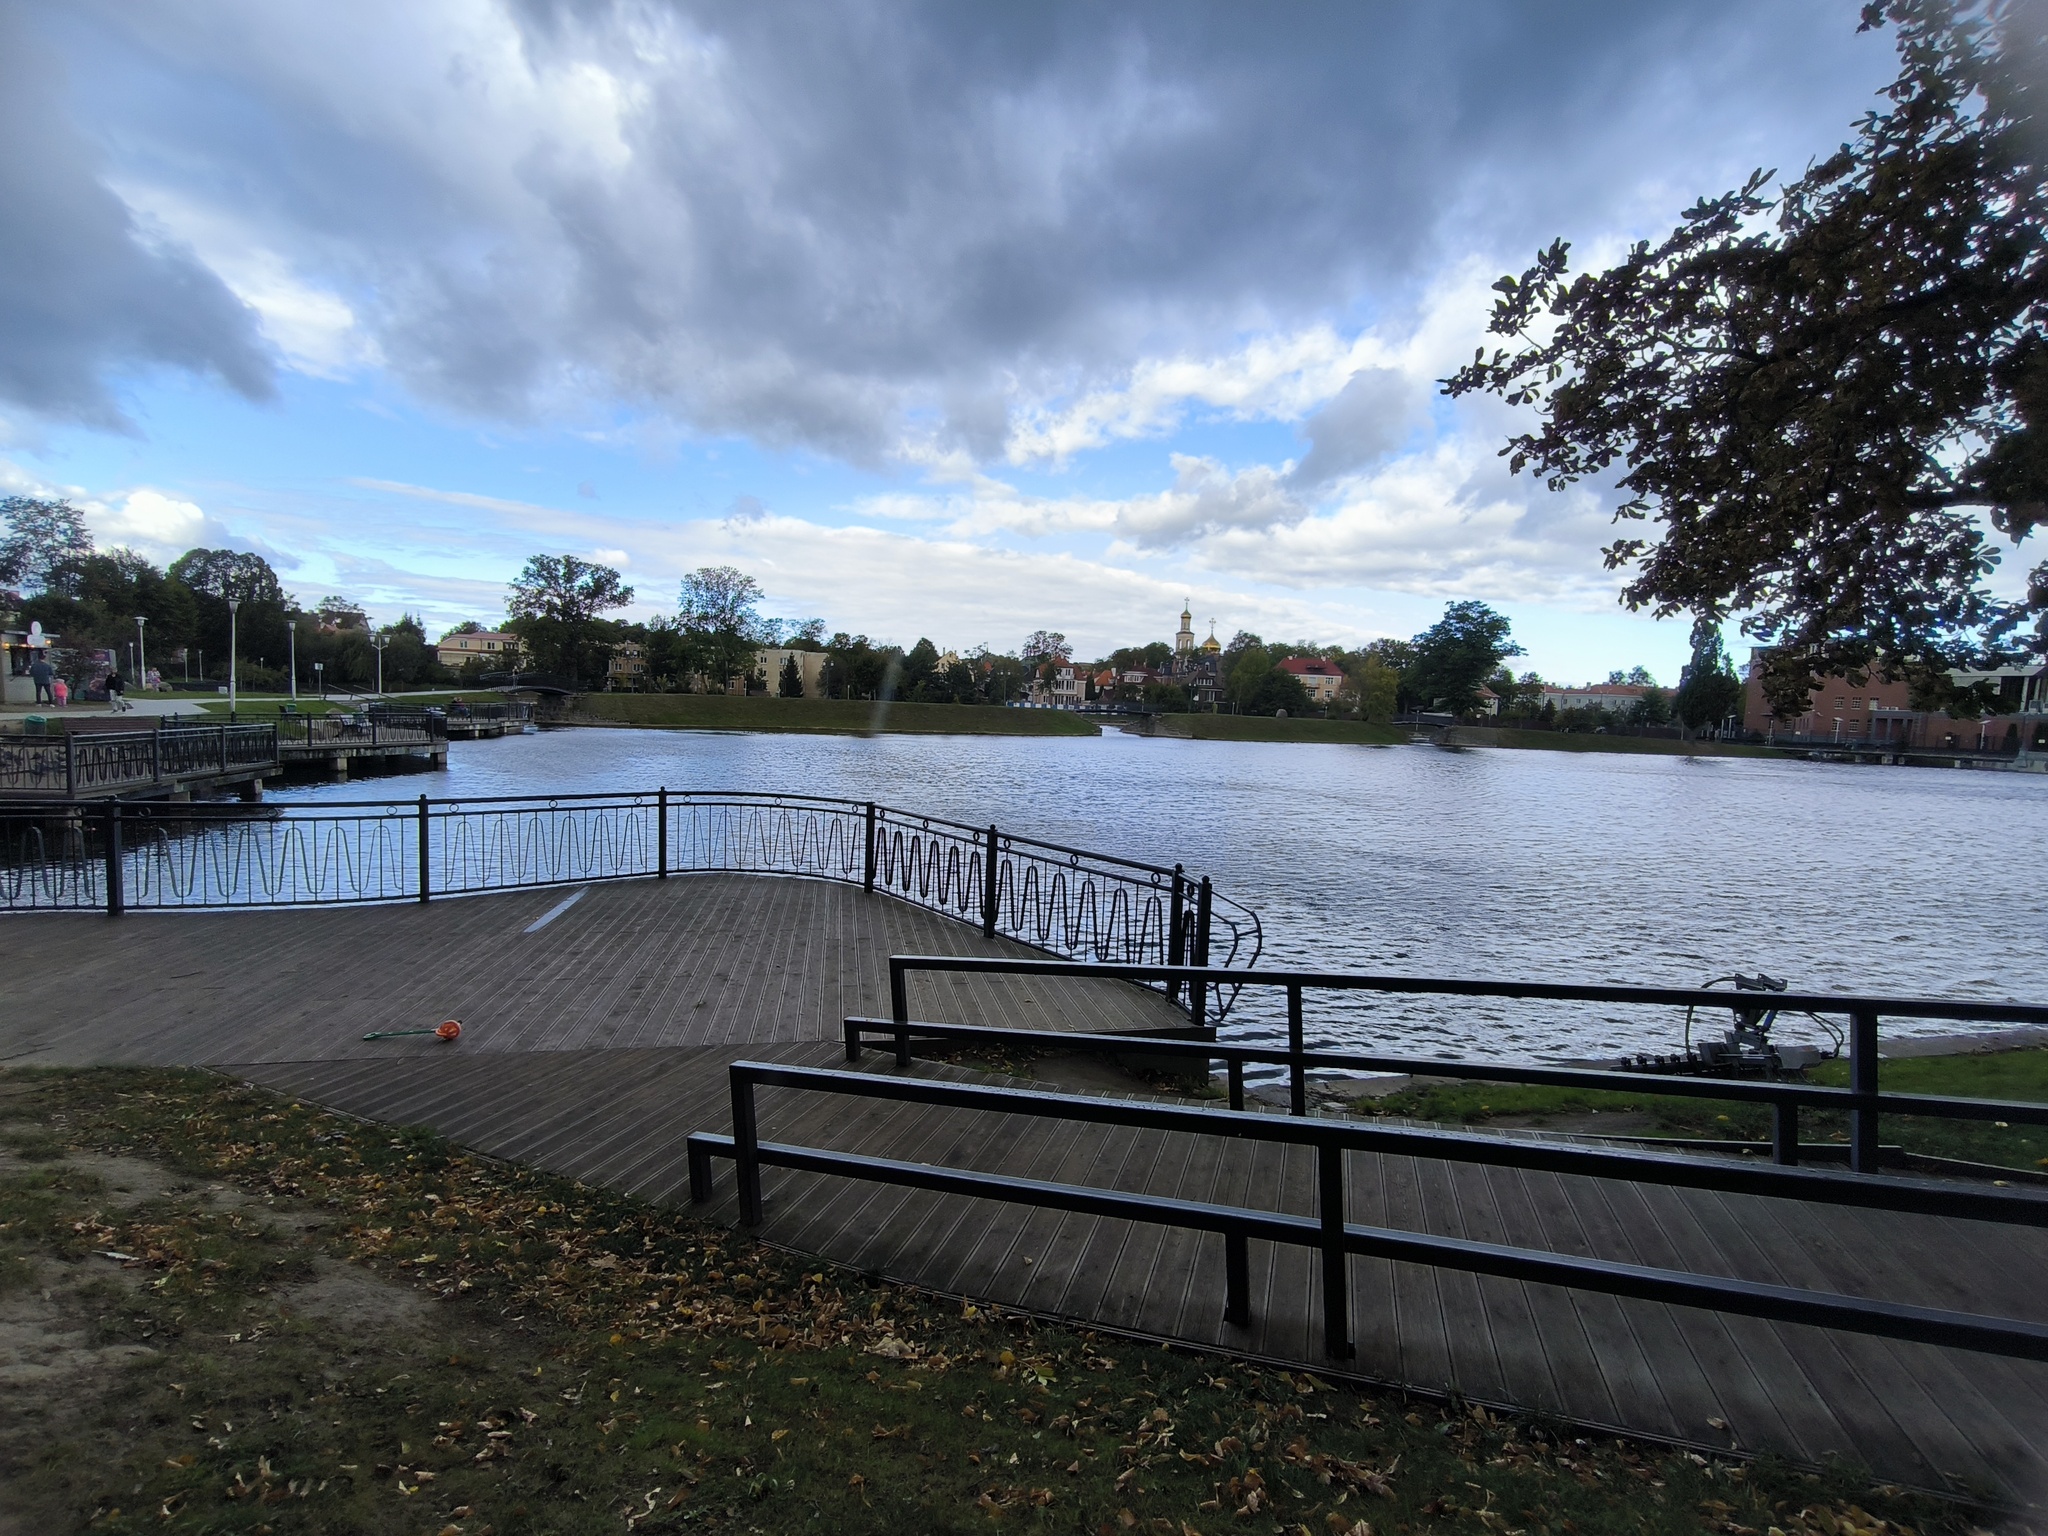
[27,0,1891,453]
[1292,368,1425,487]
[0,3,272,430]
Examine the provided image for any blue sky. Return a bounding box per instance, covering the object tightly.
[3,0,1946,682]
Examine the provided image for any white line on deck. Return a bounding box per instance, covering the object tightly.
[523,886,589,934]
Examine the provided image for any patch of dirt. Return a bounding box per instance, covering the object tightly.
[0,1258,159,1390]
[273,1255,431,1332]
[0,1147,192,1208]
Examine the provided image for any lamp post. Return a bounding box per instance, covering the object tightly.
[134,615,148,689]
[287,620,297,702]
[228,598,240,721]
[372,632,388,698]
[313,661,325,701]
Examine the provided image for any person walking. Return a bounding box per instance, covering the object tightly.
[28,655,54,704]
[105,671,131,712]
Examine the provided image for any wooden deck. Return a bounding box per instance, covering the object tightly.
[5,874,2045,1500]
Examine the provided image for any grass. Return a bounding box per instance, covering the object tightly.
[575,694,1101,737]
[0,1066,1974,1536]
[1153,715,1407,745]
[188,693,483,720]
[1444,727,1784,759]
[1359,1047,2048,1173]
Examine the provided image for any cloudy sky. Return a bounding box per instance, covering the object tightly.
[2,0,1909,679]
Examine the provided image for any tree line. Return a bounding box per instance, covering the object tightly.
[2,496,450,692]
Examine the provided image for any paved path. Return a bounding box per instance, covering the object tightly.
[5,874,2045,1501]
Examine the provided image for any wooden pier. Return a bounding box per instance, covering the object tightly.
[5,875,2045,1501]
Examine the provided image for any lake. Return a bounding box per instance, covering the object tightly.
[273,725,2048,1063]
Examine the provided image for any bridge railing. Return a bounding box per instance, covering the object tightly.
[0,725,278,797]
[0,789,1261,1015]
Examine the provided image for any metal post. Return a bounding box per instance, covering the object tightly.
[1191,876,1213,1030]
[1168,864,1186,1006]
[657,787,669,879]
[1772,1101,1800,1166]
[1317,1143,1353,1359]
[1850,1007,1881,1173]
[151,723,161,784]
[65,732,76,798]
[217,724,227,773]
[1227,1056,1245,1112]
[731,1073,762,1227]
[1288,983,1307,1117]
[1224,1232,1250,1327]
[981,824,999,937]
[102,802,124,917]
[416,795,430,904]
[863,802,877,893]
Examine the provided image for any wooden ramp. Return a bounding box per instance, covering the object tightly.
[5,875,2045,1501]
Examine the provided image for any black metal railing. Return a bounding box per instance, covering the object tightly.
[0,725,278,797]
[277,710,446,750]
[685,1057,2048,1363]
[0,791,1260,1009]
[876,956,2048,1172]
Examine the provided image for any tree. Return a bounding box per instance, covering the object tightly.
[778,654,805,698]
[1674,624,1748,733]
[168,548,287,604]
[506,554,634,687]
[1347,653,1402,723]
[1405,601,1524,714]
[677,566,766,691]
[1445,1,2048,717]
[0,496,94,594]
[315,595,370,630]
[1020,631,1072,681]
[1243,664,1312,716]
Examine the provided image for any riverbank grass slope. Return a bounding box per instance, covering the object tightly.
[0,1066,1968,1536]
[575,694,1100,735]
[1155,714,1408,745]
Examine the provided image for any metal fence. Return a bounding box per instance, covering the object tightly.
[0,790,1261,1009]
[0,725,277,797]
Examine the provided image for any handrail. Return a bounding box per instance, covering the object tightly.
[882,956,2048,1172]
[0,793,1260,1008]
[688,1061,2048,1363]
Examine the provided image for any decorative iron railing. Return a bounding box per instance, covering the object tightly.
[0,790,1262,1012]
[0,725,278,797]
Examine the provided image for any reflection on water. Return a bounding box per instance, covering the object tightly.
[272,726,2048,1062]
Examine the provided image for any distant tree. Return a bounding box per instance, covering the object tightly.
[778,654,805,698]
[1444,0,2048,715]
[1110,641,1174,671]
[1344,653,1401,723]
[1628,686,1674,727]
[169,548,287,604]
[1405,601,1524,714]
[506,554,634,688]
[1674,624,1748,734]
[1243,665,1312,717]
[677,566,766,691]
[1020,630,1072,679]
[785,618,828,650]
[0,496,94,594]
[315,595,370,630]
[447,619,484,636]
[1224,642,1271,710]
[822,633,895,700]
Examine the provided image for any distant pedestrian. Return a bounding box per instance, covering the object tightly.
[28,655,53,704]
[105,671,131,712]
[145,666,162,691]
[52,677,69,708]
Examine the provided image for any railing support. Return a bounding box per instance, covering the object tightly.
[416,795,430,904]
[102,802,123,917]
[1224,1232,1250,1327]
[657,787,669,879]
[1317,1145,1353,1359]
[1227,1057,1245,1112]
[218,724,227,773]
[1168,865,1186,1007]
[1851,1007,1880,1173]
[65,732,76,798]
[863,802,877,893]
[981,824,999,937]
[1191,877,1213,1030]
[732,1073,763,1226]
[1772,1102,1800,1166]
[151,724,162,785]
[1288,983,1307,1116]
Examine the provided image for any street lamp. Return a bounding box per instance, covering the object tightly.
[287,620,297,702]
[371,632,389,697]
[134,615,148,688]
[228,598,240,720]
